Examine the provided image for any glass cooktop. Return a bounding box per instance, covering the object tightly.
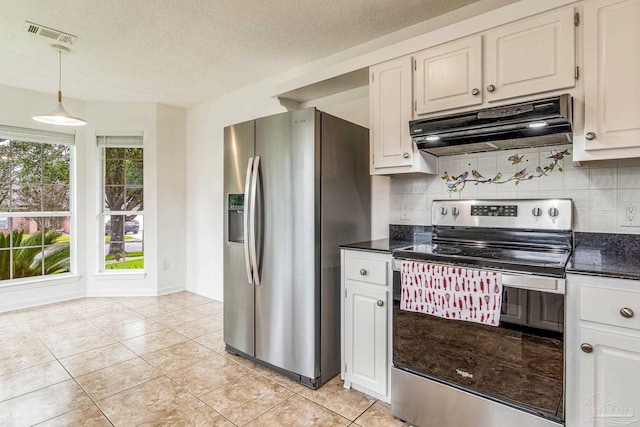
[394,242,570,278]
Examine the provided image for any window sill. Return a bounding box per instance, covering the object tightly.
[0,273,81,291]
[93,271,147,281]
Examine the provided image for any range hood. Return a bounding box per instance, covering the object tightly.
[409,94,572,156]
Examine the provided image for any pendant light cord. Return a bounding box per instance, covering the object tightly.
[57,49,62,103]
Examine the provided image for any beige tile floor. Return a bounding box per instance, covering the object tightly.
[0,291,408,426]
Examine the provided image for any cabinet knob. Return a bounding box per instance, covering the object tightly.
[377,300,384,307]
[487,84,496,93]
[359,269,367,276]
[620,307,635,318]
[585,132,597,140]
[581,343,593,353]
[403,152,410,159]
[471,88,480,96]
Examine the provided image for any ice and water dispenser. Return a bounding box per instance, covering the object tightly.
[227,194,244,244]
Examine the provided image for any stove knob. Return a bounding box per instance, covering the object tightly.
[451,207,460,216]
[439,207,448,216]
[548,207,560,218]
[532,207,543,217]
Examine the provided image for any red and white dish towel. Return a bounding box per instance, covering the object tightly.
[400,261,503,326]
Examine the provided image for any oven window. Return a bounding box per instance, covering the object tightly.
[393,289,564,421]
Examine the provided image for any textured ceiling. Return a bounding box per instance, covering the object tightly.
[0,0,487,108]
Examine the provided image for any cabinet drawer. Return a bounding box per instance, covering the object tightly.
[580,286,640,331]
[345,256,388,286]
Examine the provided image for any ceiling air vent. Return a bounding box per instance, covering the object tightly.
[23,21,76,44]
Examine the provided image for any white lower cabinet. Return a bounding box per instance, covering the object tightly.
[567,274,640,426]
[341,249,392,402]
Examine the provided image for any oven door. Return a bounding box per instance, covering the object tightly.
[392,260,564,423]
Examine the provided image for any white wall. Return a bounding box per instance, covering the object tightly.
[156,104,187,294]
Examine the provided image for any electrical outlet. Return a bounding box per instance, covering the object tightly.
[400,201,411,221]
[162,260,170,271]
[621,203,640,227]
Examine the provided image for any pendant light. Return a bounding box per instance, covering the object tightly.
[32,44,86,127]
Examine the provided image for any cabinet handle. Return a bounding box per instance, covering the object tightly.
[581,343,593,353]
[487,84,496,93]
[377,300,384,307]
[620,307,635,318]
[585,132,597,140]
[359,269,367,276]
[471,88,480,96]
[403,152,410,159]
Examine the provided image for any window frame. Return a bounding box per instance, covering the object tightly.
[97,132,144,272]
[0,124,75,286]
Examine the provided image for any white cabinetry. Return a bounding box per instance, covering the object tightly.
[413,36,483,115]
[411,7,575,117]
[341,249,392,401]
[566,274,640,426]
[574,0,640,161]
[484,8,576,103]
[369,58,437,175]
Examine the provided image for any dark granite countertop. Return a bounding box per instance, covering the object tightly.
[340,225,432,254]
[340,238,414,253]
[567,232,640,280]
[342,228,640,281]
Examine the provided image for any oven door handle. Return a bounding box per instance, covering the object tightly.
[500,274,564,294]
[392,258,564,294]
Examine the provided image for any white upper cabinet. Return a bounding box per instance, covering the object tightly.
[484,8,576,103]
[370,57,413,169]
[577,0,640,159]
[370,57,437,175]
[411,7,576,118]
[413,36,483,115]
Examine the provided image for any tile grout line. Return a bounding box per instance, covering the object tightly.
[13,304,115,426]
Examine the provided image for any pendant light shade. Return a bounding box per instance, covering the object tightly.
[33,45,86,127]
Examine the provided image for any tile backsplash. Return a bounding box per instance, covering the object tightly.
[389,144,640,234]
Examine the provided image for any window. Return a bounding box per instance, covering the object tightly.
[98,133,143,270]
[0,125,73,282]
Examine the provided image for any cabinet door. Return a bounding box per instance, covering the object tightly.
[413,36,483,115]
[583,0,640,152]
[578,327,640,426]
[370,57,413,169]
[485,8,575,102]
[344,283,388,395]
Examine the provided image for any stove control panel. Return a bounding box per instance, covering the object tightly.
[432,199,573,230]
[471,204,518,217]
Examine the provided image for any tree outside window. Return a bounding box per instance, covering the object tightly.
[100,135,144,270]
[0,134,71,281]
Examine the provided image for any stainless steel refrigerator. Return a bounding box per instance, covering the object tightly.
[223,108,371,389]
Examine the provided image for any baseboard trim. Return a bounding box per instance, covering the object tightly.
[0,289,86,312]
[158,284,186,296]
[186,285,221,301]
[86,288,158,297]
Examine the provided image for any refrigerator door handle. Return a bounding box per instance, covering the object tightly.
[249,155,261,285]
[243,157,254,284]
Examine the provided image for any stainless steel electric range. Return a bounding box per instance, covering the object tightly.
[391,199,572,427]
